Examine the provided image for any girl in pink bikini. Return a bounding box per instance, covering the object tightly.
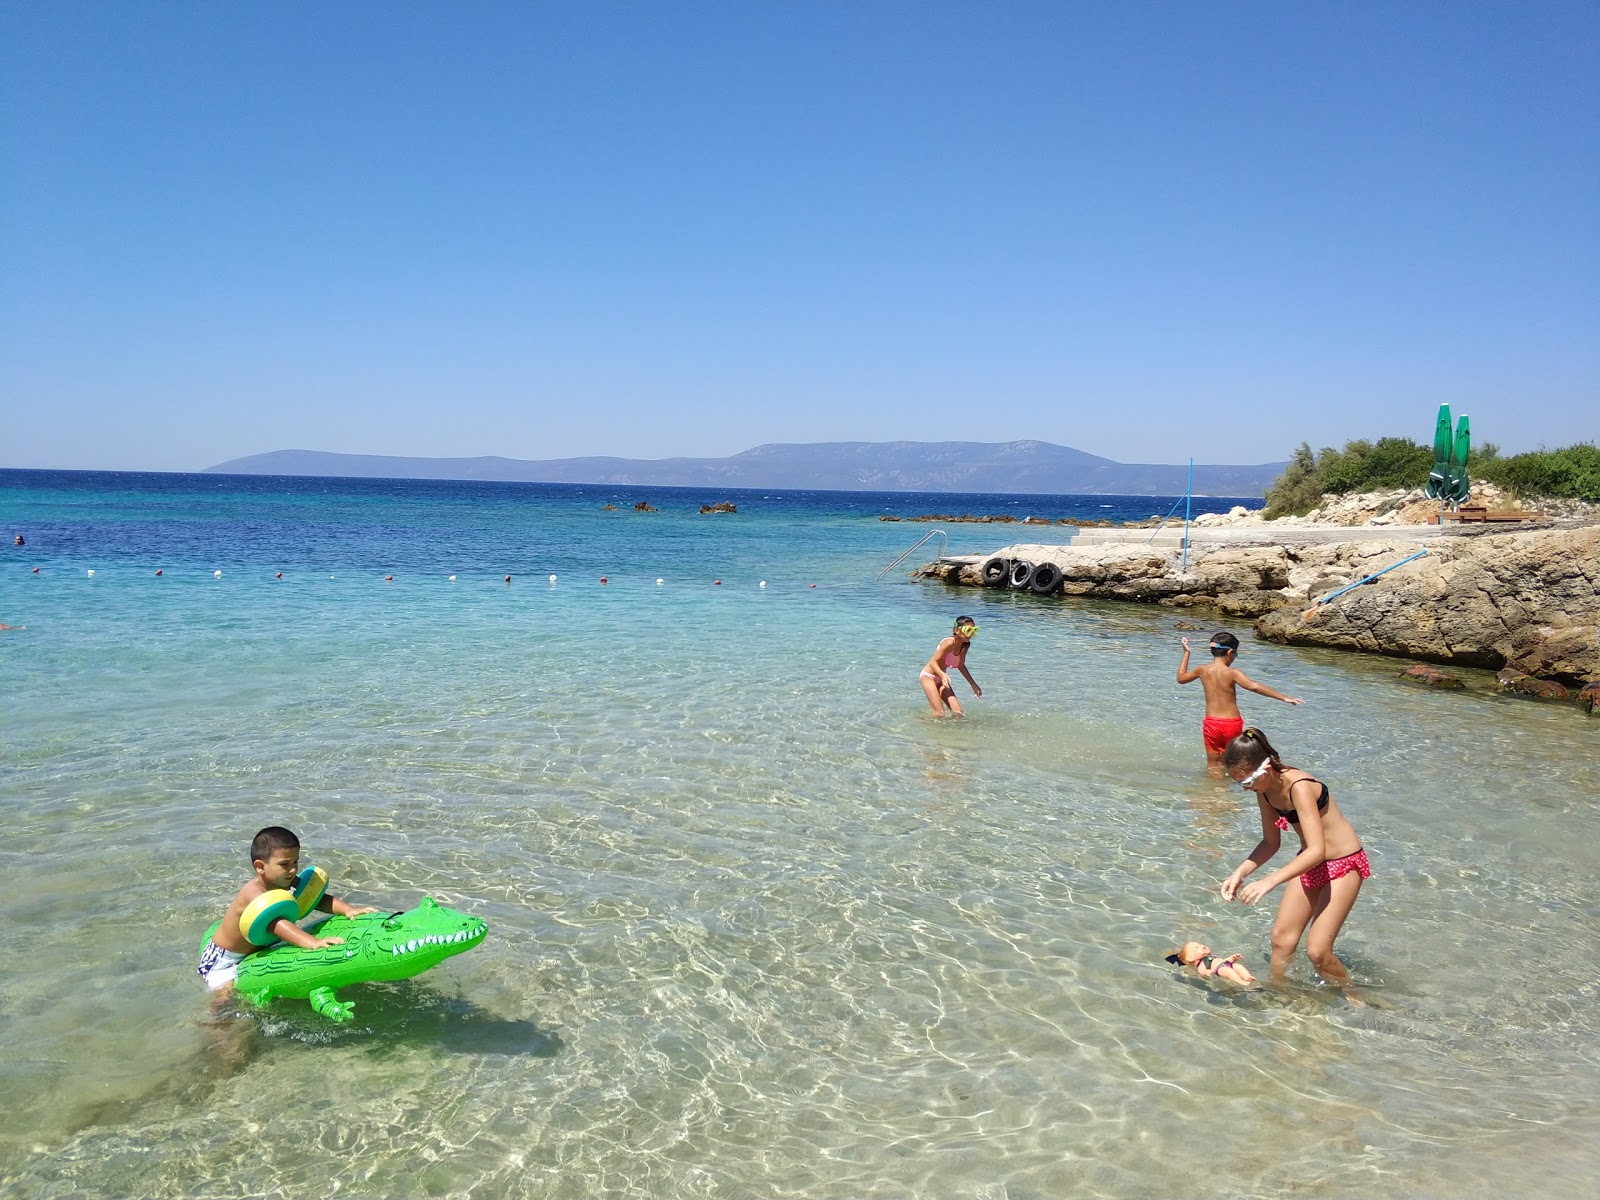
[1219,728,1369,986]
[919,616,982,717]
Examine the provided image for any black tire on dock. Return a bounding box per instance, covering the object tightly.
[981,557,1010,587]
[1008,560,1035,589]
[1029,561,1064,594]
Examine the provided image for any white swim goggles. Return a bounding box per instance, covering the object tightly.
[1237,760,1273,789]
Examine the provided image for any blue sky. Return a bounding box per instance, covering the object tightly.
[2,2,1595,472]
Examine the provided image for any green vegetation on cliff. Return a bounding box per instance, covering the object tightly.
[1263,438,1599,517]
[1476,443,1600,504]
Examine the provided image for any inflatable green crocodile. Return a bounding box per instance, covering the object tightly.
[201,897,489,1022]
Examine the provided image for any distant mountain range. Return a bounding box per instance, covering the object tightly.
[206,442,1286,496]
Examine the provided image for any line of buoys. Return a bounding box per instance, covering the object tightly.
[22,567,815,589]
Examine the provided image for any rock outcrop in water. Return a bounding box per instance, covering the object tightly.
[919,526,1599,695]
[1254,528,1598,687]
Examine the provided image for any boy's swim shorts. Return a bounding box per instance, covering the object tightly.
[1202,716,1245,753]
[197,940,246,990]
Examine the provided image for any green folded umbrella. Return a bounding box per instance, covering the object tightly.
[1425,403,1452,500]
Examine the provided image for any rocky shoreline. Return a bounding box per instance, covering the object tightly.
[914,491,1598,710]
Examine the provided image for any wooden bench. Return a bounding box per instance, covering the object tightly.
[1432,506,1544,524]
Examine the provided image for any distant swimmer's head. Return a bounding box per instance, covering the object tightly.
[953,617,977,640]
[12,535,23,545]
[1209,631,1239,658]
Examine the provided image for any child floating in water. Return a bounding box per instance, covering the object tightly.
[1177,631,1303,768]
[198,826,377,996]
[1165,941,1257,984]
[919,616,982,717]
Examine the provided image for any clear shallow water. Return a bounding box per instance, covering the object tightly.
[1,470,1596,1199]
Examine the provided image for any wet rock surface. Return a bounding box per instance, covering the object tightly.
[1403,663,1465,688]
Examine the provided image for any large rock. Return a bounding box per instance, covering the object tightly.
[1496,669,1572,701]
[1402,663,1464,688]
[1254,528,1598,685]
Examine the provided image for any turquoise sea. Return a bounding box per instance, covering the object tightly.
[2,470,1596,1199]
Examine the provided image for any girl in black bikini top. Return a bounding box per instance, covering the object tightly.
[1219,727,1370,989]
[1266,777,1329,825]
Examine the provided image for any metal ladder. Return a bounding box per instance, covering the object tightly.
[877,528,948,581]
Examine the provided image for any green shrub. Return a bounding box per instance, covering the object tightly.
[1264,436,1600,515]
[1475,443,1600,502]
[1262,443,1323,518]
[1263,436,1431,517]
[1321,437,1434,494]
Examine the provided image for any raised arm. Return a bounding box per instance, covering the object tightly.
[1232,668,1302,705]
[1176,637,1201,684]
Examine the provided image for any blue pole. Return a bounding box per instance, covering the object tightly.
[1181,458,1193,573]
[1146,492,1189,542]
[1309,550,1430,608]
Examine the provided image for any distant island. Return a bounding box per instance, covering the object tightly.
[206,441,1287,496]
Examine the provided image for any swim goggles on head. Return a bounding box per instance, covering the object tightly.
[1237,760,1273,789]
[956,624,978,637]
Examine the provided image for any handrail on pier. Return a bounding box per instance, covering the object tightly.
[877,528,948,581]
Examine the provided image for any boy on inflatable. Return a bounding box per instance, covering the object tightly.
[198,826,378,995]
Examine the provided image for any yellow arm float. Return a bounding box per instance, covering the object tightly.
[238,865,329,946]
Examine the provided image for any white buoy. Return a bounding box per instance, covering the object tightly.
[549,574,557,583]
[86,569,95,577]
[759,580,766,588]
[214,570,222,579]
[448,575,457,582]
[656,578,664,586]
